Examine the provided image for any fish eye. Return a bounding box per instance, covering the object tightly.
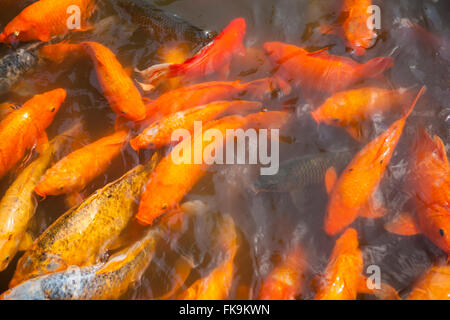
[51,107,55,112]
[4,256,9,262]
[439,229,445,237]
[13,31,20,37]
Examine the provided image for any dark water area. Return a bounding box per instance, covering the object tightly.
[0,0,449,299]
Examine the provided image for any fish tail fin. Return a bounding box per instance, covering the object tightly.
[401,85,426,120]
[135,62,174,92]
[357,57,394,79]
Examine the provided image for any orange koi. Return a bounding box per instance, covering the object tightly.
[385,128,450,254]
[136,111,291,226]
[407,265,450,300]
[145,77,288,120]
[34,130,129,197]
[0,0,94,44]
[137,17,247,91]
[0,88,66,179]
[321,0,377,56]
[130,100,262,151]
[257,245,306,300]
[82,41,147,121]
[263,41,393,94]
[324,86,426,235]
[177,214,237,300]
[311,87,411,141]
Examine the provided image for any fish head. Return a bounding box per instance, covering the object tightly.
[0,18,34,44]
[419,204,450,254]
[0,234,21,272]
[33,89,67,129]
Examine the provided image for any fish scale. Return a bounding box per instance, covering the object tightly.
[0,46,39,96]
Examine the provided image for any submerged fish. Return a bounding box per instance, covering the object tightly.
[10,155,159,288]
[324,87,425,236]
[35,130,129,197]
[136,111,291,226]
[407,265,450,300]
[263,41,393,94]
[0,88,66,180]
[115,0,215,45]
[0,122,82,271]
[252,150,353,193]
[137,17,247,91]
[177,214,237,300]
[130,100,262,151]
[257,245,306,300]
[1,228,159,300]
[0,0,95,44]
[0,42,40,96]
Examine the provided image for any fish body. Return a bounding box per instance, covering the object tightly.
[0,0,94,44]
[115,0,215,45]
[0,88,66,179]
[257,245,305,300]
[39,41,86,64]
[407,266,450,300]
[145,78,284,119]
[386,128,450,254]
[10,156,159,288]
[315,228,363,300]
[2,228,159,300]
[253,150,353,193]
[138,18,247,90]
[177,215,237,300]
[0,43,40,95]
[82,41,147,121]
[263,42,393,94]
[340,0,377,56]
[35,130,129,197]
[136,111,290,226]
[131,100,262,151]
[324,87,425,235]
[311,87,409,140]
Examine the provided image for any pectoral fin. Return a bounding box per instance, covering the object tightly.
[36,132,49,154]
[345,124,364,141]
[385,212,421,236]
[325,167,338,194]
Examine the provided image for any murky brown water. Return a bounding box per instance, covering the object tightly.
[0,0,449,299]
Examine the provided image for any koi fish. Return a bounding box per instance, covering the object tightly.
[263,41,393,94]
[115,0,215,45]
[324,86,426,236]
[10,155,159,288]
[38,41,86,64]
[1,228,159,300]
[136,17,247,91]
[0,0,95,44]
[177,214,237,300]
[314,228,400,300]
[82,41,147,121]
[0,88,66,180]
[130,100,262,151]
[136,111,291,226]
[34,130,129,197]
[385,128,450,254]
[407,265,450,300]
[0,123,82,271]
[145,77,288,120]
[311,87,411,141]
[252,150,353,193]
[257,245,306,300]
[320,0,377,56]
